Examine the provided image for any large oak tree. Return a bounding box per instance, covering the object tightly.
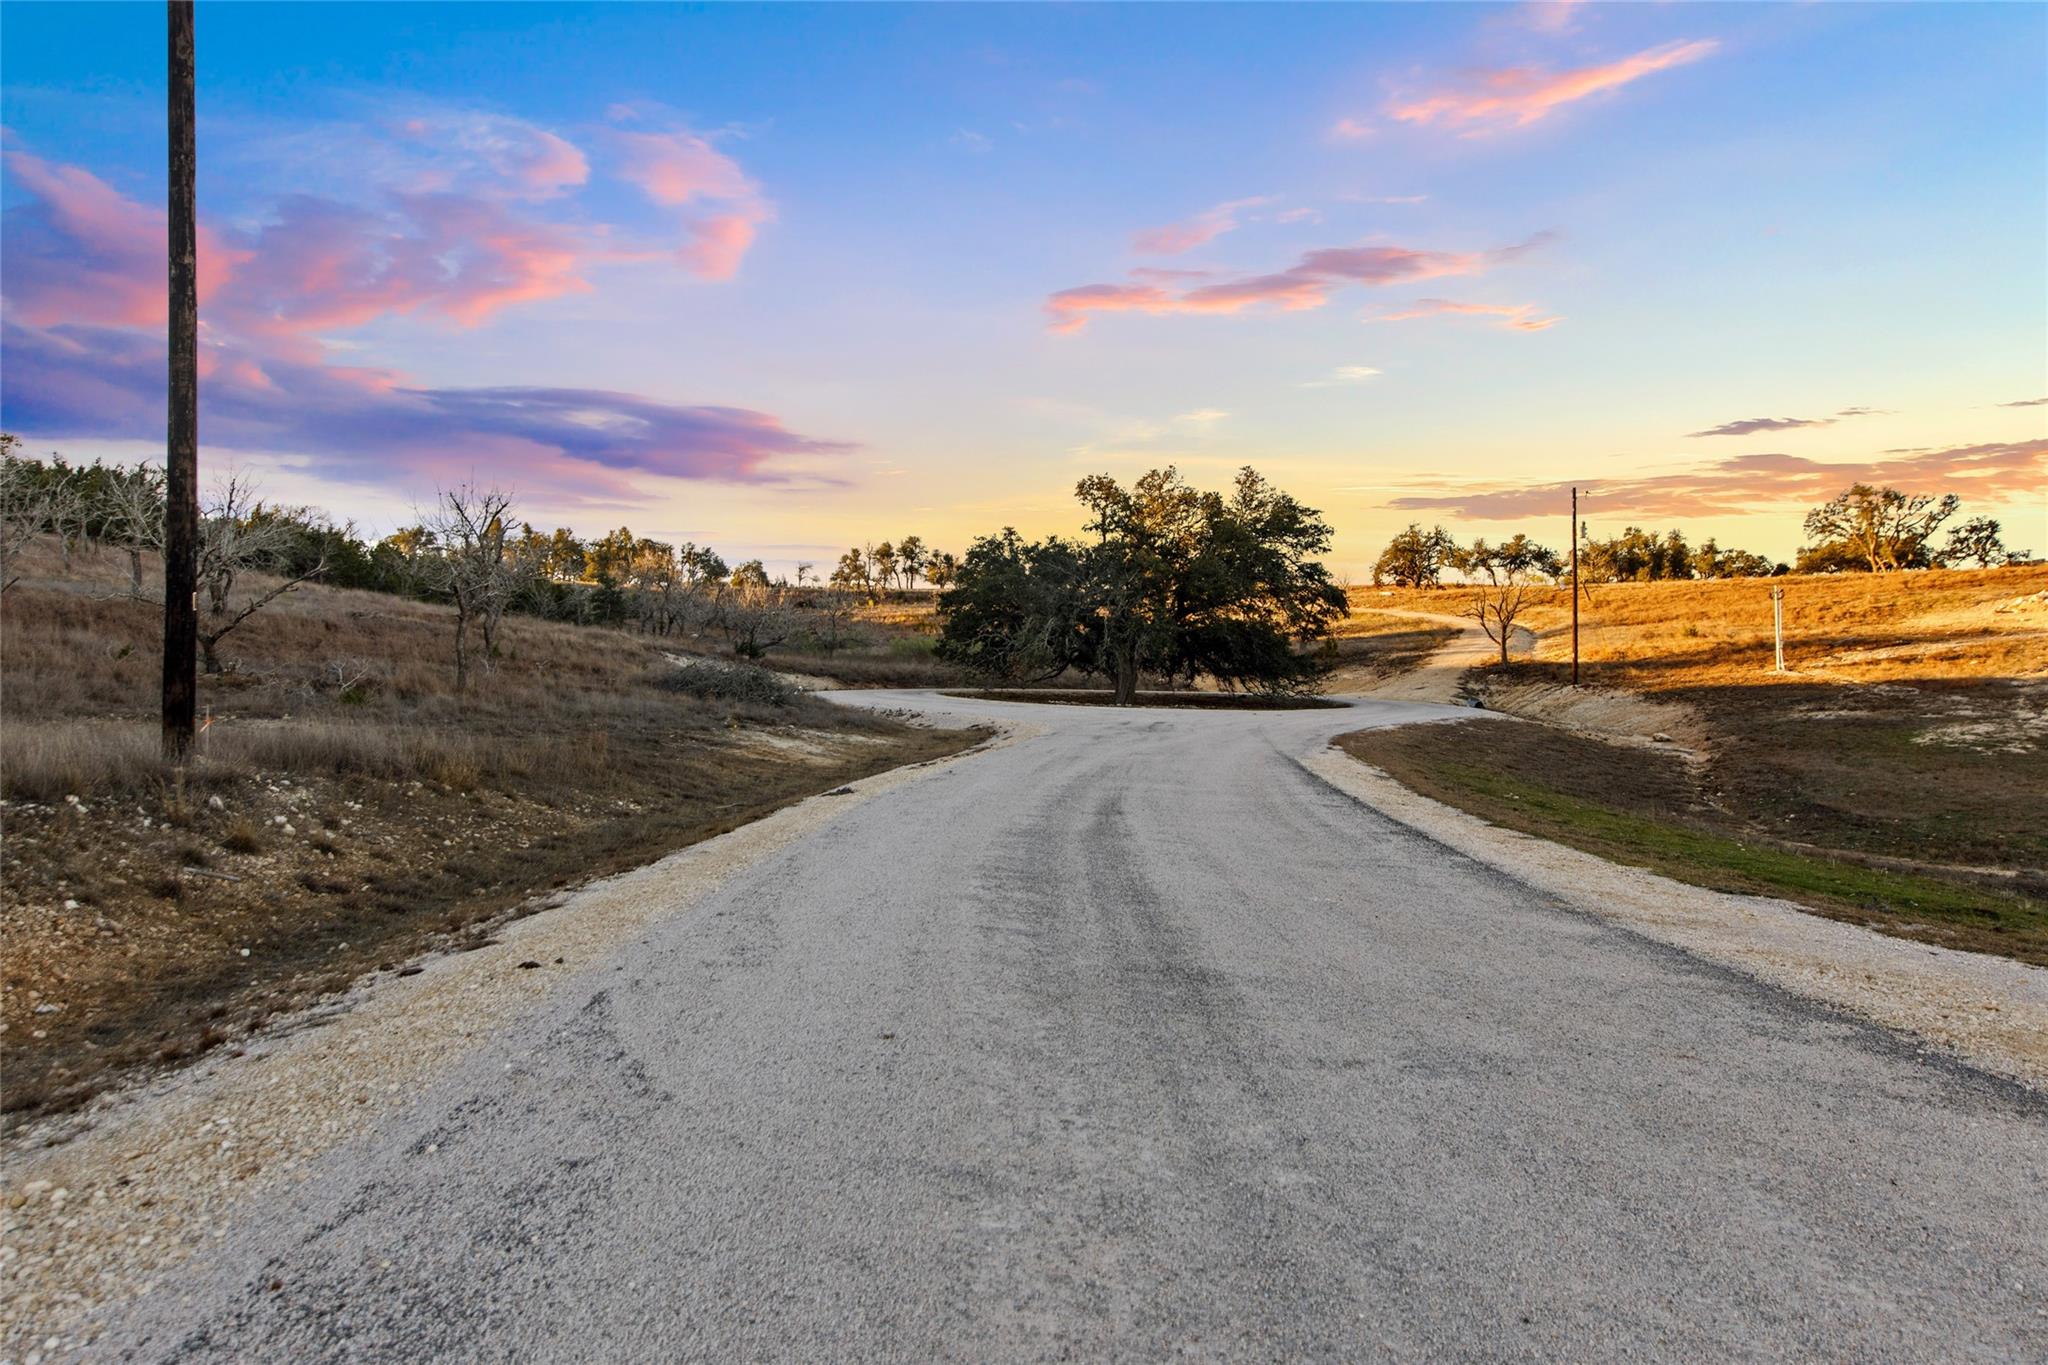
[938,466,1345,704]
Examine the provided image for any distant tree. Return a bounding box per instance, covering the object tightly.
[896,534,927,589]
[421,483,516,693]
[94,462,166,595]
[1801,483,1959,572]
[1453,534,1560,667]
[923,549,960,591]
[812,579,858,656]
[372,525,439,597]
[1,436,57,594]
[534,526,587,581]
[713,575,792,658]
[871,541,899,592]
[830,546,872,598]
[1938,515,2024,568]
[1372,522,1457,588]
[1580,525,1695,582]
[584,525,638,583]
[1690,538,1778,580]
[194,475,342,674]
[577,571,622,626]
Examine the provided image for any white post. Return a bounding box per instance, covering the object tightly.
[1771,586,1785,672]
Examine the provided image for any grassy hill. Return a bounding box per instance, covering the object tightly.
[0,543,980,1123]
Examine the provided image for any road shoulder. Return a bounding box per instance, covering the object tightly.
[1303,743,2048,1092]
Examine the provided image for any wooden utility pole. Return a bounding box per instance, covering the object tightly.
[1570,486,1580,686]
[162,0,199,759]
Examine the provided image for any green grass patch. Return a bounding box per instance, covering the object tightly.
[1341,722,2047,965]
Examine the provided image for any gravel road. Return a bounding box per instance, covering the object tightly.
[92,692,2047,1361]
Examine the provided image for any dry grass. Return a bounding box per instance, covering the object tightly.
[1351,566,2047,692]
[0,545,980,1122]
[1337,567,2047,961]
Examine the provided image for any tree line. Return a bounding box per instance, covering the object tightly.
[0,439,956,689]
[1372,482,2029,590]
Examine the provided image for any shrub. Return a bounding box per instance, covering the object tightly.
[651,659,797,707]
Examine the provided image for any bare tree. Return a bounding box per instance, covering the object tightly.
[195,474,335,674]
[1454,534,1561,668]
[713,577,793,658]
[813,579,856,656]
[421,483,516,693]
[0,437,55,595]
[99,462,167,595]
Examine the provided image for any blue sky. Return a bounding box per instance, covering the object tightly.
[3,1,2043,572]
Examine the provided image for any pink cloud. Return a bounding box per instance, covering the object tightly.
[0,150,241,327]
[1329,117,1375,142]
[1178,273,1333,314]
[610,127,772,279]
[1375,298,1561,331]
[1390,39,1720,133]
[678,209,767,282]
[0,129,827,499]
[390,111,590,199]
[1386,442,2048,520]
[1131,197,1271,255]
[1048,232,1554,332]
[204,192,593,338]
[612,129,755,206]
[1044,283,1176,335]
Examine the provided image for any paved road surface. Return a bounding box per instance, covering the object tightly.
[102,693,2047,1361]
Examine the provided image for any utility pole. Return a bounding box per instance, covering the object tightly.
[1570,486,1580,686]
[162,0,198,760]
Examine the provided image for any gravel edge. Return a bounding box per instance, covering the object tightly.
[1302,745,2048,1092]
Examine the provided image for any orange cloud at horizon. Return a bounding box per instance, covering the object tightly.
[1384,441,2048,521]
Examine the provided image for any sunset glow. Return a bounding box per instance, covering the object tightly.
[3,1,2042,573]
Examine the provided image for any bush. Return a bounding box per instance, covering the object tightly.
[651,658,798,708]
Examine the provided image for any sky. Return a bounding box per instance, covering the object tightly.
[2,0,2043,578]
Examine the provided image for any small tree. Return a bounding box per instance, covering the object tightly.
[871,541,898,593]
[923,550,960,591]
[422,483,516,693]
[714,576,791,658]
[98,462,167,595]
[1801,483,1959,572]
[1454,534,1560,667]
[830,546,872,598]
[1938,516,2023,568]
[194,475,337,674]
[1372,522,1456,587]
[896,534,927,589]
[0,436,55,595]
